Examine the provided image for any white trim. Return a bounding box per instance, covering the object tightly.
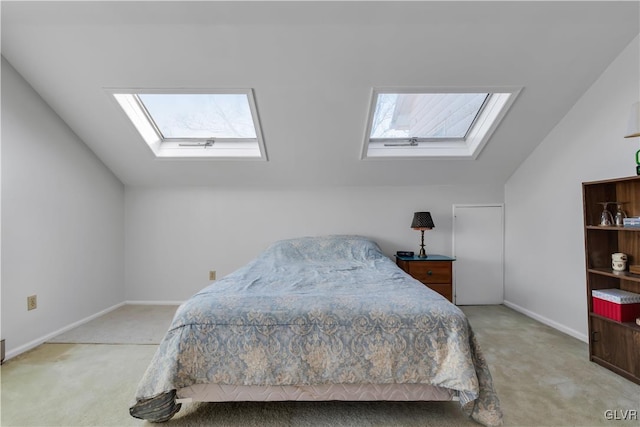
[452,203,505,305]
[107,88,268,160]
[503,300,588,343]
[123,300,185,306]
[361,86,522,160]
[4,302,126,361]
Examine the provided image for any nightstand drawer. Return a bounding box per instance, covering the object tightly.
[407,261,451,283]
[395,255,455,303]
[426,283,453,301]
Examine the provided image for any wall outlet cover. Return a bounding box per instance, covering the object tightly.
[27,295,37,311]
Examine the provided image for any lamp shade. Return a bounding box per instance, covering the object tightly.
[624,102,640,138]
[411,212,434,229]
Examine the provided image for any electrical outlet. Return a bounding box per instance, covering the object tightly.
[27,295,37,311]
[209,270,216,281]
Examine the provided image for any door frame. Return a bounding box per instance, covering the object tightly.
[452,203,505,305]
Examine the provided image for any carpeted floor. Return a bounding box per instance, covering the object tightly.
[47,305,179,345]
[1,304,639,426]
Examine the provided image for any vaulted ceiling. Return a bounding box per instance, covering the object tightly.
[2,1,638,187]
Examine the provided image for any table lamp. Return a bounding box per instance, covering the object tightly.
[411,212,434,258]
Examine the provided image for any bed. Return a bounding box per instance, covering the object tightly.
[129,235,502,426]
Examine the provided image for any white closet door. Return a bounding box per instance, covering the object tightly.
[453,205,504,305]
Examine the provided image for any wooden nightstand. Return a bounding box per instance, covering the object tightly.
[395,255,455,302]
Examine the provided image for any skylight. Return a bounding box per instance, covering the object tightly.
[362,88,521,159]
[111,89,267,159]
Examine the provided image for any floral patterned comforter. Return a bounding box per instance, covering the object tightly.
[130,235,502,426]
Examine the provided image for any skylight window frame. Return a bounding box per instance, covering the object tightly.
[368,92,490,145]
[361,87,522,160]
[109,88,268,160]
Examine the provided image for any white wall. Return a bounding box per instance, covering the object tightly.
[504,35,640,341]
[1,57,126,357]
[5,34,636,359]
[125,185,503,301]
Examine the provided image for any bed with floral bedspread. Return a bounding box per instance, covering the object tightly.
[130,235,502,426]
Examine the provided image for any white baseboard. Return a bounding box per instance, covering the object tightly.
[503,300,588,343]
[124,300,184,306]
[4,302,126,361]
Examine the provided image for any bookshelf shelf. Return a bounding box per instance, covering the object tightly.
[588,268,640,283]
[589,312,640,333]
[585,225,640,231]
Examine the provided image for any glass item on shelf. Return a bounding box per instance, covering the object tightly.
[614,202,627,226]
[597,202,614,226]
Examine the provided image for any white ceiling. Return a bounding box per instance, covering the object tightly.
[2,1,639,188]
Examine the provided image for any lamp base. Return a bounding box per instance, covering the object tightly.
[418,229,427,258]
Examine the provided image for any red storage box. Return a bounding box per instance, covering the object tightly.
[592,289,640,322]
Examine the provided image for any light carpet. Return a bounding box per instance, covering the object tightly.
[46,305,178,345]
[2,305,639,426]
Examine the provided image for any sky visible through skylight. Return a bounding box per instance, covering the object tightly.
[370,93,488,139]
[137,93,257,139]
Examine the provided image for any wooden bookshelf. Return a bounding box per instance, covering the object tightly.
[583,176,640,385]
